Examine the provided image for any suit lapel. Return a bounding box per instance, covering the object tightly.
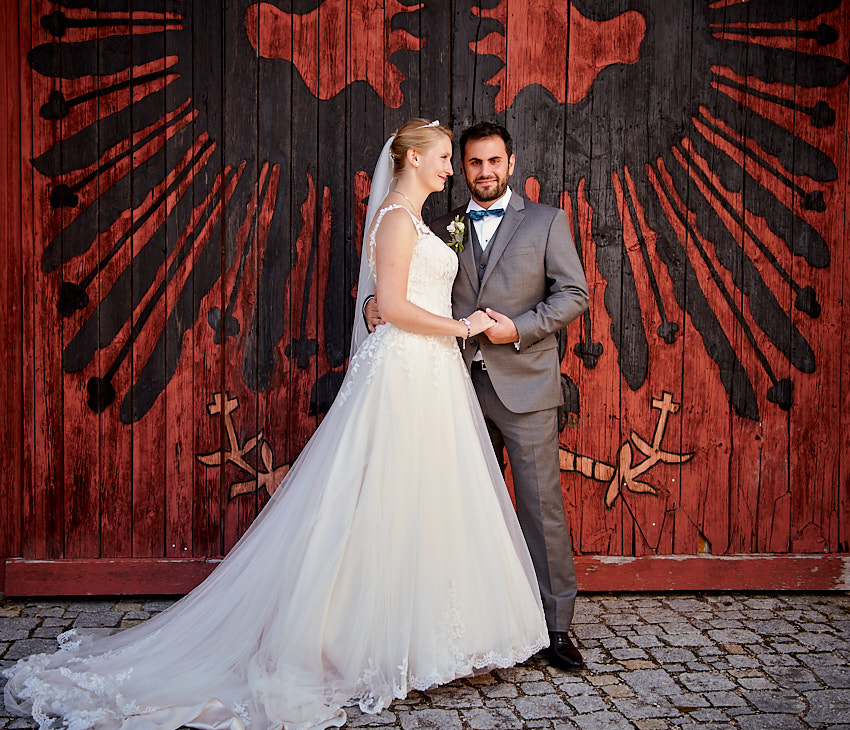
[479,194,525,293]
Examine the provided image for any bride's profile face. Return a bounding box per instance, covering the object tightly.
[412,134,453,192]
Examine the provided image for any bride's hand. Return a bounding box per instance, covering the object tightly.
[463,310,496,337]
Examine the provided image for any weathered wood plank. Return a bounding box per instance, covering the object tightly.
[191,0,225,558]
[0,0,24,561]
[130,9,168,559]
[61,6,103,561]
[26,0,65,560]
[163,0,196,560]
[787,7,846,555]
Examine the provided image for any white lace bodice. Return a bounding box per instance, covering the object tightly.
[368,205,457,318]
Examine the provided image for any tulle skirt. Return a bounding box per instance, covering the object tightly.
[4,325,548,730]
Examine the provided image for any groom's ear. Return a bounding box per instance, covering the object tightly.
[508,154,516,176]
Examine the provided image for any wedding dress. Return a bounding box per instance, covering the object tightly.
[3,203,548,730]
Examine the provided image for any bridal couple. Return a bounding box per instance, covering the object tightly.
[4,120,589,730]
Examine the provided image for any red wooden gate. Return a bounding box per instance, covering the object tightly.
[1,0,848,595]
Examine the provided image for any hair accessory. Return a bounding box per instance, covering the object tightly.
[417,120,440,128]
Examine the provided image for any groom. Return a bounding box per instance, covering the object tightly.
[367,122,588,670]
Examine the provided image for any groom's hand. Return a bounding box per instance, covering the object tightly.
[365,297,385,332]
[483,308,519,344]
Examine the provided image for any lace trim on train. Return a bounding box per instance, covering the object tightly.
[351,582,549,716]
[3,629,177,730]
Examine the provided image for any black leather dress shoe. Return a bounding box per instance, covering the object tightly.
[547,632,584,670]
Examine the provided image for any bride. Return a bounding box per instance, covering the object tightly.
[3,119,548,730]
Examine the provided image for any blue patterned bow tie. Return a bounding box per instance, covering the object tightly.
[468,208,505,221]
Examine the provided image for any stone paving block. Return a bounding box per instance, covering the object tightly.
[494,667,544,682]
[667,693,709,710]
[601,613,641,627]
[621,669,680,699]
[567,694,607,713]
[520,681,558,696]
[743,690,806,714]
[39,618,72,629]
[72,611,124,628]
[796,632,847,651]
[123,611,152,621]
[738,676,777,690]
[678,671,736,692]
[572,624,614,640]
[32,626,64,639]
[649,647,695,663]
[612,697,679,720]
[736,713,805,729]
[587,674,619,687]
[512,695,571,719]
[630,634,662,648]
[764,665,818,687]
[34,607,64,618]
[610,648,647,661]
[707,628,761,644]
[480,683,518,699]
[804,688,850,726]
[460,707,523,730]
[658,632,711,647]
[798,652,846,668]
[598,683,635,699]
[7,719,36,729]
[572,710,633,729]
[551,721,580,730]
[727,655,760,669]
[619,659,654,670]
[771,641,806,654]
[0,618,38,642]
[142,600,176,613]
[747,619,796,635]
[4,638,58,661]
[696,645,722,656]
[688,708,730,722]
[399,709,462,730]
[555,680,599,696]
[665,598,709,612]
[585,662,623,674]
[704,690,748,707]
[426,685,483,709]
[810,664,850,687]
[757,652,800,667]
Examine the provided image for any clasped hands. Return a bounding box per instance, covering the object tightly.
[364,298,519,344]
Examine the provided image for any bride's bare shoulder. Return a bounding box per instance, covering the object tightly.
[372,205,418,243]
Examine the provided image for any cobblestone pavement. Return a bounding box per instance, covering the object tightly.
[1,593,848,729]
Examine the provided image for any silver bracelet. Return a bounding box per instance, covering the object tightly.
[460,317,471,348]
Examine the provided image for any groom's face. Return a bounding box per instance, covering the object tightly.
[461,136,516,207]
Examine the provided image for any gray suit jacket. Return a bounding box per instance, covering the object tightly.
[432,194,589,414]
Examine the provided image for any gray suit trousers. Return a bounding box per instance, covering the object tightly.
[471,365,577,632]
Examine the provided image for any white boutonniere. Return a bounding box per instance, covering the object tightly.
[446,215,466,253]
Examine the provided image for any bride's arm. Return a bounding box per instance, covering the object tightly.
[374,209,490,338]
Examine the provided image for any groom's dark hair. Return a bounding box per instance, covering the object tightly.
[459,122,513,160]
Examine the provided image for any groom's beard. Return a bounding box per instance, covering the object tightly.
[467,174,509,203]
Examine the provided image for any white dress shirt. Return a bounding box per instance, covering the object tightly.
[467,187,512,251]
[466,188,519,358]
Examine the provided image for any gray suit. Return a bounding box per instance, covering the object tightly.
[432,193,589,631]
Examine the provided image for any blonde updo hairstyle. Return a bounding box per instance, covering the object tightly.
[390,119,453,178]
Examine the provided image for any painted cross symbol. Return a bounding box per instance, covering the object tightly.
[559,391,694,508]
[196,391,290,499]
